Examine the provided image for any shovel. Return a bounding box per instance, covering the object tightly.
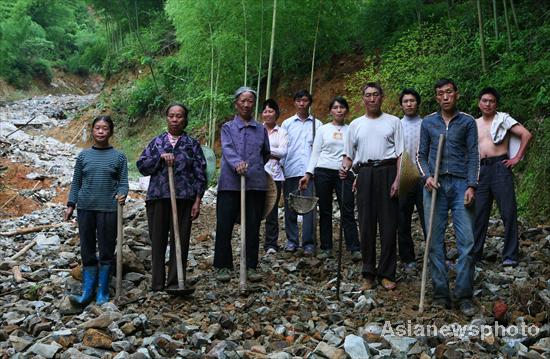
[115,202,123,298]
[419,134,445,313]
[165,166,195,296]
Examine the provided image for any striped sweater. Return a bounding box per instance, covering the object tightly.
[68,146,129,212]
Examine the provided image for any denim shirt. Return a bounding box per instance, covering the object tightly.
[136,132,207,201]
[218,116,271,191]
[417,111,480,188]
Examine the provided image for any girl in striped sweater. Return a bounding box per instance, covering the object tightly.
[65,115,129,306]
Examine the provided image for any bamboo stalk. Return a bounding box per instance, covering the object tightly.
[492,0,498,38]
[265,0,277,100]
[242,0,248,86]
[502,0,512,49]
[309,0,322,94]
[208,23,215,148]
[255,0,264,120]
[509,0,519,31]
[476,0,487,73]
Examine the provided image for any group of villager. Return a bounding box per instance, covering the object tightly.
[64,78,532,317]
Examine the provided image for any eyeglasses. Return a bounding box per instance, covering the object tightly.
[363,92,381,99]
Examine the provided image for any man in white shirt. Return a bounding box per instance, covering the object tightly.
[398,88,426,272]
[262,99,288,254]
[472,87,532,267]
[342,83,403,290]
[281,90,322,255]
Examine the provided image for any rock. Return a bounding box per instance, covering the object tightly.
[267,352,292,359]
[35,234,61,248]
[343,334,370,359]
[191,331,211,348]
[58,296,82,315]
[175,348,201,358]
[383,335,417,354]
[493,299,508,321]
[82,328,113,349]
[530,337,550,352]
[80,312,122,329]
[28,342,62,358]
[60,347,98,359]
[114,352,131,359]
[112,340,134,352]
[8,335,33,352]
[123,245,146,273]
[121,321,137,335]
[323,331,343,346]
[443,348,464,359]
[313,341,347,359]
[361,323,382,342]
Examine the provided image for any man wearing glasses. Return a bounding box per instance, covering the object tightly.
[342,82,403,291]
[472,87,532,267]
[417,79,479,316]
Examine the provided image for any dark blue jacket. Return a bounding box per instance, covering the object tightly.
[417,111,479,188]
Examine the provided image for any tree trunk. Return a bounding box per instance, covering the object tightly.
[509,0,519,31]
[492,0,498,38]
[309,0,322,95]
[477,0,487,73]
[255,0,264,120]
[266,0,277,100]
[502,0,512,49]
[241,0,248,86]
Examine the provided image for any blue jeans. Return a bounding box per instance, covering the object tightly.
[423,175,475,300]
[283,177,315,249]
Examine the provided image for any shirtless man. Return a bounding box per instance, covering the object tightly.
[472,87,532,267]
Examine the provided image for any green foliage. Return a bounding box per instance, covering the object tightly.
[0,0,106,87]
[346,0,550,222]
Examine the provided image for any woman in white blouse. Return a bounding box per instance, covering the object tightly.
[299,97,361,260]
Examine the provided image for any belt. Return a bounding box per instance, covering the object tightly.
[480,155,508,166]
[353,158,397,171]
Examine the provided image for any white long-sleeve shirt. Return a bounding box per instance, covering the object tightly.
[306,123,347,173]
[264,125,288,181]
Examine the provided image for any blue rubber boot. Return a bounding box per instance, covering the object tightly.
[69,266,97,306]
[95,265,111,305]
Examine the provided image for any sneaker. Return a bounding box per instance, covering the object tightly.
[502,259,518,267]
[381,278,396,290]
[216,268,231,283]
[351,251,362,262]
[266,248,277,256]
[458,299,476,317]
[303,245,315,256]
[317,250,332,260]
[404,262,417,272]
[247,269,262,283]
[285,244,297,252]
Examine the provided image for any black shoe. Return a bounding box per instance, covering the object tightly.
[432,297,452,310]
[458,299,476,317]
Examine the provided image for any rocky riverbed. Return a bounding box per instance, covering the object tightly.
[0,95,548,358]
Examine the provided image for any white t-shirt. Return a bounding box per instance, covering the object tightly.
[306,123,347,173]
[344,112,404,165]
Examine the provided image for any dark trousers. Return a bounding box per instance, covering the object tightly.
[264,181,283,251]
[283,177,315,248]
[356,164,398,281]
[314,168,360,251]
[146,199,193,291]
[214,190,266,270]
[77,209,117,267]
[473,157,519,262]
[397,181,426,263]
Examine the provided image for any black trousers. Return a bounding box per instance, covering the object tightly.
[314,168,360,251]
[77,209,117,267]
[214,190,266,270]
[146,199,193,291]
[356,164,398,281]
[264,181,283,251]
[397,181,426,263]
[473,157,519,262]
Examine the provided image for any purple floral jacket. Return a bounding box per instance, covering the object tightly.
[137,132,207,201]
